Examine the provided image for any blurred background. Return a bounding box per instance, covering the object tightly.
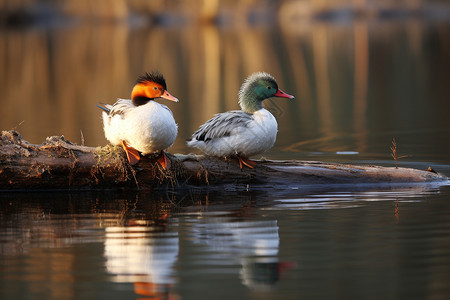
[1,3,450,299]
[1,0,449,162]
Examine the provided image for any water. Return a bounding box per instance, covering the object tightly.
[1,183,450,299]
[1,5,450,300]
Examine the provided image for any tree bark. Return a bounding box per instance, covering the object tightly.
[0,130,447,191]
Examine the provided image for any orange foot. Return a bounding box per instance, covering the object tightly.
[121,140,140,165]
[157,150,171,170]
[238,157,257,169]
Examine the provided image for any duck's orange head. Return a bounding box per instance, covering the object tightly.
[131,71,178,105]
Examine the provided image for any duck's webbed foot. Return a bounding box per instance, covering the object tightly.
[238,157,256,169]
[121,140,141,165]
[156,150,171,170]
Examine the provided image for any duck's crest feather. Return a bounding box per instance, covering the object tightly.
[136,71,167,90]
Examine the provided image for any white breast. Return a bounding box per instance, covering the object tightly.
[238,109,278,157]
[103,101,177,154]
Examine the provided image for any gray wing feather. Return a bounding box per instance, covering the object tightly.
[106,98,134,117]
[98,99,173,117]
[191,111,253,142]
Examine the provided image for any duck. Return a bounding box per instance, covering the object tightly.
[97,71,178,169]
[187,72,294,169]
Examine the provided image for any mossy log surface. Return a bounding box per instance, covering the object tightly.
[0,131,447,191]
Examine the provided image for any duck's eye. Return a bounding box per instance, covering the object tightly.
[267,86,272,90]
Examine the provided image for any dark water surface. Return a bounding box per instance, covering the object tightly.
[1,9,450,300]
[1,178,450,299]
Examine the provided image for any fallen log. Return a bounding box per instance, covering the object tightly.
[0,130,447,191]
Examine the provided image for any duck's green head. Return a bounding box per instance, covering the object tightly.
[238,72,294,113]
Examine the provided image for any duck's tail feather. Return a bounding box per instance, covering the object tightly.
[96,103,110,113]
[186,138,203,148]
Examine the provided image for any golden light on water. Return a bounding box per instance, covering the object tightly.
[1,1,449,159]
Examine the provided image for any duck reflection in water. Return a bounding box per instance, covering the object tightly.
[190,218,294,290]
[103,220,179,300]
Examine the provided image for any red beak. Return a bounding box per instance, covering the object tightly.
[274,89,294,99]
[161,90,179,102]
